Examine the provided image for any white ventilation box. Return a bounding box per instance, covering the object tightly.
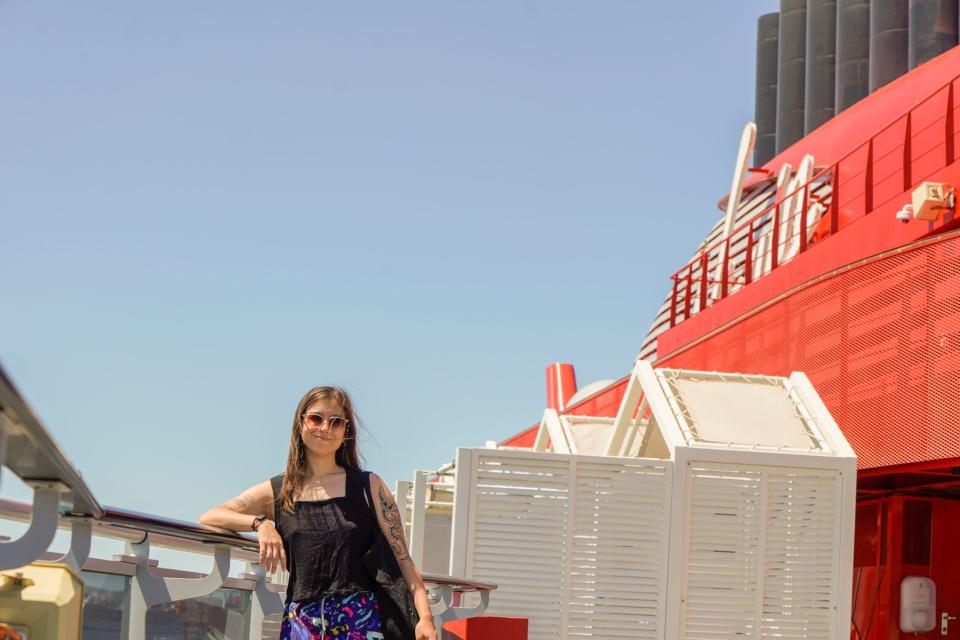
[448,362,856,640]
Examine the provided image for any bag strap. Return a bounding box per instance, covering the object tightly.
[361,470,378,523]
[269,473,284,520]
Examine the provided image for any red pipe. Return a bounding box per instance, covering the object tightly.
[545,363,577,411]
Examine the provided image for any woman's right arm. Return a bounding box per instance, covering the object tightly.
[197,480,287,573]
[197,480,274,531]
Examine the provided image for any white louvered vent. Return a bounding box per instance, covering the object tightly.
[568,461,670,640]
[761,471,839,639]
[467,455,570,640]
[683,464,762,639]
[452,450,672,640]
[681,463,842,640]
[449,365,855,640]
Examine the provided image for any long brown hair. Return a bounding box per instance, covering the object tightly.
[279,386,364,514]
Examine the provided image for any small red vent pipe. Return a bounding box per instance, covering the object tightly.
[545,363,577,411]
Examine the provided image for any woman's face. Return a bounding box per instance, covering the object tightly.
[300,397,348,460]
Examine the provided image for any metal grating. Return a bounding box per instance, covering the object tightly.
[658,230,960,469]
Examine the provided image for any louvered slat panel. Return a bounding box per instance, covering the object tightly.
[460,451,673,640]
[683,465,762,639]
[681,463,843,640]
[760,471,840,639]
[468,454,570,640]
[567,460,670,640]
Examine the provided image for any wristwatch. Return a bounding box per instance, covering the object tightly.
[251,513,268,531]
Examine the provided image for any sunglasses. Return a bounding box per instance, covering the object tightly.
[302,413,350,430]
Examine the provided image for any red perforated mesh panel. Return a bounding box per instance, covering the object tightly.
[658,230,960,470]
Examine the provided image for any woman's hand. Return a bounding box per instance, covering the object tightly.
[415,617,437,640]
[256,520,287,574]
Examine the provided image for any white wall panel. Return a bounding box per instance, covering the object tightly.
[679,462,844,640]
[568,461,671,639]
[451,449,672,640]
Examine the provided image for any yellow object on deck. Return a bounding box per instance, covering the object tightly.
[0,562,84,640]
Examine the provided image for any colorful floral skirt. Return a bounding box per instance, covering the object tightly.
[280,591,384,640]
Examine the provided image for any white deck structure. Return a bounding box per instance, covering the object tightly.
[441,361,856,640]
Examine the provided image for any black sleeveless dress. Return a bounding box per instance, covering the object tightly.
[269,470,378,603]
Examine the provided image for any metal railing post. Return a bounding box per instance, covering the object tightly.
[830,165,840,234]
[0,483,62,571]
[119,534,231,640]
[947,82,955,165]
[771,201,781,270]
[904,111,913,191]
[670,277,678,327]
[698,253,709,310]
[800,185,809,254]
[47,518,92,575]
[243,561,284,640]
[720,239,730,298]
[429,585,492,638]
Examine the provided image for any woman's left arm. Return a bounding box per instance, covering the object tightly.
[370,473,437,640]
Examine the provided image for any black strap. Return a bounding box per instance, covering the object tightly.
[269,473,284,519]
[361,470,377,521]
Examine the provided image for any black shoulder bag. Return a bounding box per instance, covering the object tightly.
[360,470,420,640]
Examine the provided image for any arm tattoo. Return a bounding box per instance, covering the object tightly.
[378,484,411,561]
[225,494,252,512]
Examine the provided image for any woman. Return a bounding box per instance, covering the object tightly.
[198,386,437,640]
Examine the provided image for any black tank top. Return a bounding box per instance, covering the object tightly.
[270,469,378,603]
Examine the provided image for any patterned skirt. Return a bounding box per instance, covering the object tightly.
[280,591,384,640]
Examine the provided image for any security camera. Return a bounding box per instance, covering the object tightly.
[896,204,914,223]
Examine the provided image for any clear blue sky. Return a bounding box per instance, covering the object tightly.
[1,1,778,527]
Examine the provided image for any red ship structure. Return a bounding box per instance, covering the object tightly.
[493,2,960,638]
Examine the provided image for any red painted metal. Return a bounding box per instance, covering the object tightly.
[669,277,678,327]
[904,111,913,192]
[495,29,960,640]
[698,252,708,311]
[852,496,960,640]
[947,83,955,165]
[800,184,809,254]
[859,457,960,479]
[830,165,841,234]
[669,54,960,329]
[659,229,960,470]
[545,363,577,411]
[441,617,528,640]
[505,53,960,465]
[720,238,730,298]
